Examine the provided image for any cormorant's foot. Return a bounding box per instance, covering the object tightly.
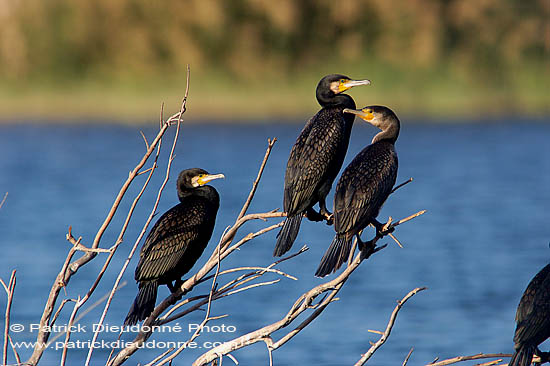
[378,226,395,237]
[172,279,184,293]
[305,207,325,222]
[166,282,176,293]
[167,279,185,300]
[372,219,394,237]
[358,237,387,260]
[357,237,375,253]
[324,213,334,226]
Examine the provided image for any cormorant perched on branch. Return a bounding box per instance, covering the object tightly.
[274,74,371,257]
[316,106,400,277]
[510,263,550,366]
[124,168,224,326]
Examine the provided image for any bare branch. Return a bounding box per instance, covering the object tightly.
[403,347,414,366]
[354,287,427,366]
[59,297,80,366]
[426,353,513,366]
[7,334,21,365]
[236,137,277,221]
[2,270,16,366]
[391,178,413,194]
[474,360,502,366]
[140,130,150,151]
[0,192,7,210]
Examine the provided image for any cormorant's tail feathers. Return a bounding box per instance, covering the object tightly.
[274,215,303,257]
[124,281,158,326]
[315,234,352,277]
[509,345,536,366]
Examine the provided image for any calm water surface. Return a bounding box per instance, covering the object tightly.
[1,118,550,365]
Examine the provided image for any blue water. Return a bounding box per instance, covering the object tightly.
[1,118,550,366]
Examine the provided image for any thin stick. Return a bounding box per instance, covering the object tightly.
[354,287,427,366]
[265,337,274,366]
[140,131,150,150]
[7,334,21,365]
[2,270,16,366]
[49,299,72,329]
[143,348,174,366]
[211,267,296,281]
[474,360,501,366]
[0,192,7,210]
[391,178,413,194]
[236,138,277,221]
[426,353,513,366]
[403,347,414,366]
[59,297,80,366]
[388,232,404,248]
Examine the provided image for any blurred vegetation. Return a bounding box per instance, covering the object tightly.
[0,0,548,121]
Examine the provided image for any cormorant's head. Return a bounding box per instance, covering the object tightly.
[343,106,400,143]
[318,74,371,96]
[177,168,225,190]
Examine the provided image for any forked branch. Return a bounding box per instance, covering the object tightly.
[192,210,425,366]
[354,287,427,366]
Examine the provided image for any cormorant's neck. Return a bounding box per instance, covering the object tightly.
[316,92,356,109]
[372,120,400,144]
[178,185,220,205]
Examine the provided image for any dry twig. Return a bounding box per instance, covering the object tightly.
[354,287,427,366]
[0,192,7,210]
[426,353,513,366]
[403,347,415,366]
[1,270,17,366]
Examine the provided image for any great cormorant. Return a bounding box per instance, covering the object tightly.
[510,263,550,366]
[274,74,371,257]
[315,106,400,277]
[124,168,224,326]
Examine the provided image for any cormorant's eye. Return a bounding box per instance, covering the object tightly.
[340,79,347,84]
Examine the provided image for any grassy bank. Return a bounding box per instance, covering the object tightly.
[1,63,549,123]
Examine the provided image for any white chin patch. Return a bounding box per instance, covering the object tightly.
[330,82,341,94]
[191,177,201,187]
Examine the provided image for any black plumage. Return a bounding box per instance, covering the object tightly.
[124,168,224,326]
[509,263,550,366]
[316,106,400,277]
[274,74,371,257]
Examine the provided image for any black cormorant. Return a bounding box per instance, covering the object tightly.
[315,106,400,277]
[124,168,224,326]
[274,74,371,257]
[510,263,550,366]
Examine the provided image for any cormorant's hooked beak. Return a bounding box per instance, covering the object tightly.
[338,79,371,93]
[343,108,375,122]
[195,173,225,186]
